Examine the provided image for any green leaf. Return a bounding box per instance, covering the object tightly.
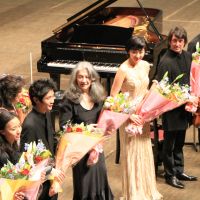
[196,42,200,52]
[171,73,184,84]
[163,71,169,80]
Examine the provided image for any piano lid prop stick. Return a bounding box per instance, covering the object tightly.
[30,52,33,83]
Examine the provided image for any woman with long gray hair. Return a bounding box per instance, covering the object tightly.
[59,61,113,200]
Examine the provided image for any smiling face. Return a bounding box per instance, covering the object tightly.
[76,69,92,93]
[129,48,145,66]
[3,117,21,144]
[169,34,185,54]
[36,89,55,113]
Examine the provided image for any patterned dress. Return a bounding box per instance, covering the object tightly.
[119,60,163,200]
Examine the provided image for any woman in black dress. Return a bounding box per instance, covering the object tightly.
[59,61,113,200]
[0,108,25,200]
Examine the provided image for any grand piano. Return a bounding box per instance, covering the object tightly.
[37,0,166,90]
[37,0,166,170]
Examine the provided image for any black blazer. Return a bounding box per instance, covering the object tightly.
[20,108,57,155]
[156,49,192,131]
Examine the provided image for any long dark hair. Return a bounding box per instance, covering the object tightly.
[0,109,19,166]
[0,108,17,130]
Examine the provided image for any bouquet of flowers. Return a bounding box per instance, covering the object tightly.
[125,72,191,135]
[97,92,136,132]
[50,122,106,194]
[15,88,32,113]
[0,141,51,200]
[22,140,52,166]
[0,161,31,180]
[190,42,200,97]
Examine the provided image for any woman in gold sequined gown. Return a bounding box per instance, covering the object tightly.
[110,36,163,200]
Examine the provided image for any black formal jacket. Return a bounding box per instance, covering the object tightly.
[156,49,192,131]
[20,108,57,155]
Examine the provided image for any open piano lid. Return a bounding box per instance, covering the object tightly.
[53,0,117,34]
[68,24,133,47]
[52,0,133,48]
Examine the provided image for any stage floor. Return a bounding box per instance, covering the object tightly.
[0,1,200,199]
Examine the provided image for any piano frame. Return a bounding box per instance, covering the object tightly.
[37,0,164,90]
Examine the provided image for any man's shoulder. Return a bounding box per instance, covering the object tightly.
[23,110,41,126]
[182,50,192,56]
[158,50,173,65]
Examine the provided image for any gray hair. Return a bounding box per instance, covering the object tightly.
[64,61,106,103]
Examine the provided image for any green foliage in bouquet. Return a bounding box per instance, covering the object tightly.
[23,140,52,164]
[0,160,31,180]
[57,121,104,139]
[153,71,190,102]
[103,92,133,113]
[192,42,200,64]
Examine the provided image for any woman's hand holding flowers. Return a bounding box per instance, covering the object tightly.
[185,95,199,113]
[48,169,65,197]
[51,168,65,183]
[87,143,103,166]
[125,114,144,136]
[129,113,143,125]
[14,192,26,200]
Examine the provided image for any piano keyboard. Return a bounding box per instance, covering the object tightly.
[47,60,120,73]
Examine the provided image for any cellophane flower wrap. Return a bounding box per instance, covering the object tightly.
[50,122,106,193]
[97,92,135,132]
[190,42,200,97]
[15,88,32,113]
[125,72,191,135]
[0,141,51,200]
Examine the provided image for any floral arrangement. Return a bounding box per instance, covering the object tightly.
[103,92,134,114]
[0,141,50,200]
[0,140,51,180]
[97,92,134,132]
[51,122,105,193]
[126,72,191,135]
[192,42,200,64]
[15,88,32,113]
[22,140,52,165]
[61,122,103,137]
[0,159,42,200]
[153,71,190,103]
[0,160,31,180]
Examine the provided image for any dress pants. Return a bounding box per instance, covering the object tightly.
[162,130,186,178]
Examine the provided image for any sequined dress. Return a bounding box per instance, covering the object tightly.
[119,60,163,200]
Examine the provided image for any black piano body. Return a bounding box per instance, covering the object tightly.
[37,0,165,90]
[37,0,167,168]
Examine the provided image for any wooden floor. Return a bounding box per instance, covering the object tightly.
[0,1,200,200]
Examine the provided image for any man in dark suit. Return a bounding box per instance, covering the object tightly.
[20,79,64,200]
[156,26,197,189]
